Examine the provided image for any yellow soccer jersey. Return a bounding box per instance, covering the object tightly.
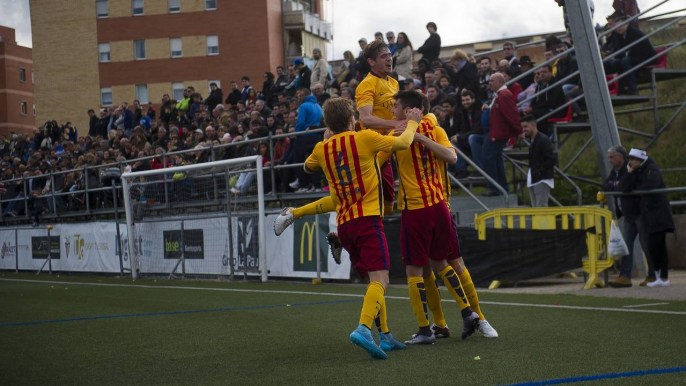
[395,114,453,211]
[356,71,399,134]
[433,126,455,210]
[305,130,395,225]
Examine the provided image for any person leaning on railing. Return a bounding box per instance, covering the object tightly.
[619,149,675,288]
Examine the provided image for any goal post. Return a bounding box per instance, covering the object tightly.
[121,156,267,281]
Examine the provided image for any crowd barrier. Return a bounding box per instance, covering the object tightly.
[473,206,614,290]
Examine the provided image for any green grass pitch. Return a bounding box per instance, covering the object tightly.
[1,273,685,386]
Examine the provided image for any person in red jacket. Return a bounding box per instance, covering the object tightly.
[482,73,522,196]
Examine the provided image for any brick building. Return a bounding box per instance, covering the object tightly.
[0,26,34,137]
[30,0,331,132]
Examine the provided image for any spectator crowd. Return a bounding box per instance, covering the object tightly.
[0,0,656,219]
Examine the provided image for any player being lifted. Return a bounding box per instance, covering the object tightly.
[299,97,419,360]
[355,40,404,215]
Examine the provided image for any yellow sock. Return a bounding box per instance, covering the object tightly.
[459,268,484,320]
[407,276,430,328]
[359,282,385,329]
[292,196,335,219]
[438,265,470,311]
[374,297,389,334]
[424,271,447,328]
[383,201,394,216]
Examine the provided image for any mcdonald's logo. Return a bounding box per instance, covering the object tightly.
[300,221,317,265]
[293,218,328,273]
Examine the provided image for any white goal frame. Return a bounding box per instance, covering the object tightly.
[121,156,267,281]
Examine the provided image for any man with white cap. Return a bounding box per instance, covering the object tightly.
[603,145,653,288]
[619,148,675,287]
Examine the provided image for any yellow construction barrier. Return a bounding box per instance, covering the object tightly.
[473,206,613,290]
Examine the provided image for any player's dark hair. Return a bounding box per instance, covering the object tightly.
[364,40,389,62]
[322,98,354,134]
[394,90,425,112]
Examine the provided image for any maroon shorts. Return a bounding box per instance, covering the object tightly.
[400,201,452,266]
[338,216,390,273]
[448,214,462,260]
[380,159,394,204]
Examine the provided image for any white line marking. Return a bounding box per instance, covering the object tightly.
[2,278,685,316]
[622,302,669,308]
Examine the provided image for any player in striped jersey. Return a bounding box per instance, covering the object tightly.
[417,93,498,339]
[389,90,480,344]
[300,98,419,360]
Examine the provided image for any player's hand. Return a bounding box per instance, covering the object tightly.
[481,104,489,111]
[406,108,423,123]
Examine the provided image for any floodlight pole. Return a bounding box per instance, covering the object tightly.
[565,0,621,180]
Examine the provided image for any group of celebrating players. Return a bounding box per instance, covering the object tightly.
[273,40,498,360]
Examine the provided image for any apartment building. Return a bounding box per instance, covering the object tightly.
[0,26,34,137]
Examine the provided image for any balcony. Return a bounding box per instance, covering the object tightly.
[283,1,332,41]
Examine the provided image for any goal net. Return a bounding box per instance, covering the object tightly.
[121,156,267,281]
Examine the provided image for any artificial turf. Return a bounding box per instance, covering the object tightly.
[1,273,685,386]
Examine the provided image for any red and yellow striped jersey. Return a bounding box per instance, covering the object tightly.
[305,130,396,225]
[433,127,454,210]
[355,72,399,134]
[395,114,453,211]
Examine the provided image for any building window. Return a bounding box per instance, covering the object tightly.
[170,38,182,58]
[132,0,144,15]
[33,104,36,117]
[31,69,34,84]
[207,35,219,55]
[96,0,108,18]
[172,82,185,101]
[168,0,180,12]
[98,43,111,62]
[134,40,146,60]
[208,80,221,94]
[101,87,113,106]
[205,0,216,10]
[20,102,28,116]
[19,68,26,83]
[136,84,149,104]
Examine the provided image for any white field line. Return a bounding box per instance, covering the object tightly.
[622,302,670,308]
[2,278,686,316]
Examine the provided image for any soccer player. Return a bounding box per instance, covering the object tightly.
[388,91,480,344]
[355,40,406,216]
[416,93,498,339]
[298,98,419,360]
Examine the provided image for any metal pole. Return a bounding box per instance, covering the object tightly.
[113,184,124,275]
[315,214,321,281]
[180,219,185,278]
[14,229,18,273]
[565,0,620,181]
[256,155,267,282]
[121,174,138,279]
[84,166,90,212]
[47,226,52,274]
[225,170,234,280]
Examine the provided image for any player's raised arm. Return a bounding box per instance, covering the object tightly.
[359,105,404,133]
[413,127,458,165]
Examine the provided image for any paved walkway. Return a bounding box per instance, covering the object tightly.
[479,269,686,301]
